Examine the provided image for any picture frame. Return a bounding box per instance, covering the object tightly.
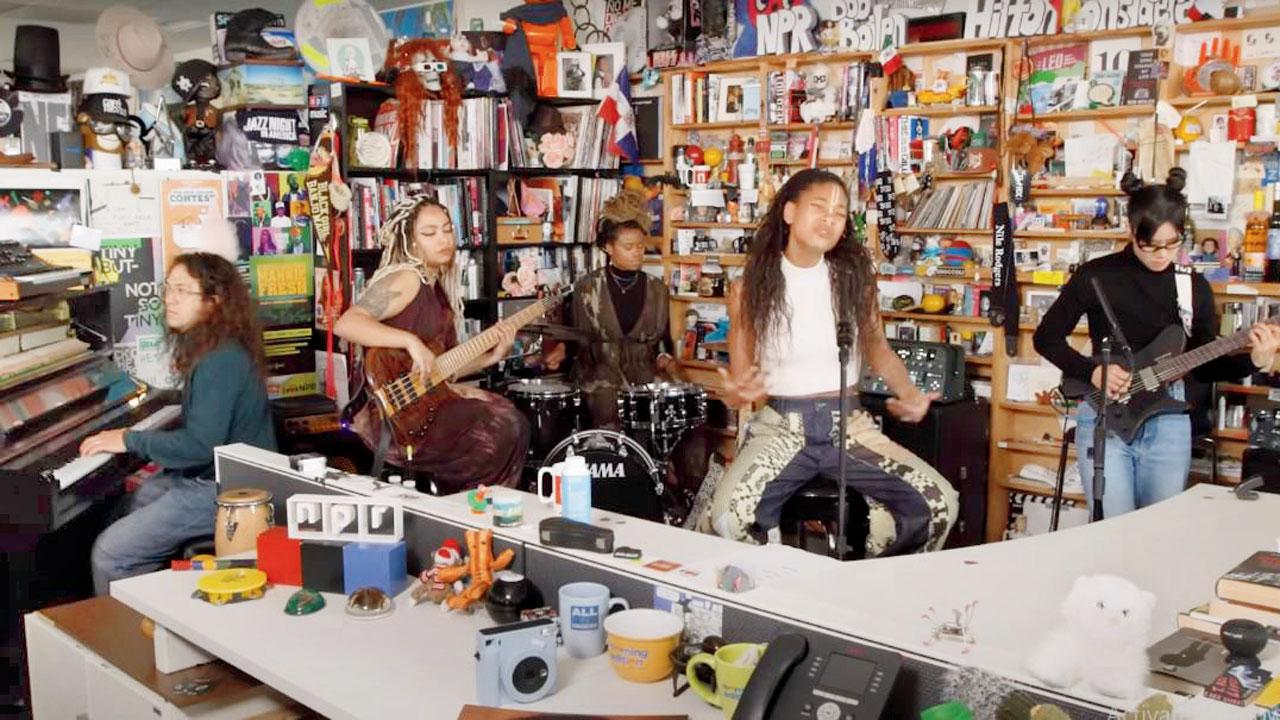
[1024,289,1060,323]
[325,38,374,81]
[717,78,745,122]
[583,42,625,100]
[0,170,87,246]
[556,52,594,99]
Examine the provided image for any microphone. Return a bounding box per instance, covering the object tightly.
[835,266,855,356]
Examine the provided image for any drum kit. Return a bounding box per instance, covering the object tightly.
[505,378,708,524]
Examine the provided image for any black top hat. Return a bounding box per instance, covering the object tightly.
[6,25,69,93]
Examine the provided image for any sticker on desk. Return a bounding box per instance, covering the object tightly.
[1204,664,1272,706]
[654,586,723,644]
[644,560,682,572]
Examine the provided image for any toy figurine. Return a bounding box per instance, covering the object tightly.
[500,0,577,97]
[385,39,461,166]
[411,540,465,605]
[171,59,221,169]
[77,67,133,170]
[434,529,515,612]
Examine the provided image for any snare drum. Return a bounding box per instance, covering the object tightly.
[542,430,663,522]
[215,488,274,557]
[507,379,582,462]
[618,382,708,457]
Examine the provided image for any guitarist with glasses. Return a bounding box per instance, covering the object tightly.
[336,196,531,492]
[1034,169,1280,518]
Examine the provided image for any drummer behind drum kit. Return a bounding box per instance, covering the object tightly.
[505,379,708,524]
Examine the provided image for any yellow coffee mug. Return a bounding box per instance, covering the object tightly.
[687,642,766,718]
[604,609,684,683]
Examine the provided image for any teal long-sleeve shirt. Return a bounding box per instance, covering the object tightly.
[124,343,277,479]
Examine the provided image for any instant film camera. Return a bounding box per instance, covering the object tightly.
[475,618,558,706]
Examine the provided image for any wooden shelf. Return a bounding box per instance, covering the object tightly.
[999,440,1076,459]
[1003,478,1085,503]
[1031,187,1126,197]
[1016,105,1155,123]
[1212,282,1280,298]
[896,37,1008,56]
[678,359,727,371]
[933,171,998,180]
[1170,11,1280,31]
[672,120,762,130]
[667,254,747,266]
[999,401,1064,416]
[766,121,858,131]
[896,226,992,236]
[1214,428,1250,441]
[1218,383,1276,397]
[672,222,759,230]
[762,50,874,67]
[1015,228,1128,240]
[967,356,994,366]
[1024,26,1155,44]
[768,158,858,167]
[882,104,999,117]
[1167,92,1280,108]
[881,311,990,326]
[671,295,728,305]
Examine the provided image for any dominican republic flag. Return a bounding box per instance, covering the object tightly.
[597,67,639,163]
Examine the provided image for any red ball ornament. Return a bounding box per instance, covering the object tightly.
[685,145,704,165]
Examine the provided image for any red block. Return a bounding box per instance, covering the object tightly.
[257,526,302,586]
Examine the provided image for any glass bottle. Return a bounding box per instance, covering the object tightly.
[1244,190,1268,282]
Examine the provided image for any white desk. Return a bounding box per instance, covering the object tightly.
[105,444,1280,719]
[112,571,718,720]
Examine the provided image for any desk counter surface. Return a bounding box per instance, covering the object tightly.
[113,445,1280,719]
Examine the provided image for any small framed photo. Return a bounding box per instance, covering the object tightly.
[556,52,594,99]
[717,78,745,122]
[326,38,374,81]
[583,42,625,99]
[1025,289,1060,322]
[1240,65,1258,91]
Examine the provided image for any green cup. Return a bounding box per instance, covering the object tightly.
[686,642,766,718]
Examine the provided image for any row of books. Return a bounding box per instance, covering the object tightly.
[766,64,869,126]
[905,180,995,230]
[347,177,489,251]
[1149,550,1280,704]
[1221,298,1280,336]
[669,72,763,125]
[1018,43,1160,114]
[407,97,510,171]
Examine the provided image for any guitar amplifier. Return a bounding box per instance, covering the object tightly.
[1241,447,1280,494]
[859,340,967,404]
[271,394,370,474]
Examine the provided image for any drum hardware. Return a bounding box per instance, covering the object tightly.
[506,378,583,464]
[618,382,708,462]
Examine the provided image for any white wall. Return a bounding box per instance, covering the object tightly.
[456,0,515,32]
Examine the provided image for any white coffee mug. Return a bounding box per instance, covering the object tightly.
[537,462,565,509]
[558,581,629,658]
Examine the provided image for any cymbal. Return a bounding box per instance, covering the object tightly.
[523,323,590,341]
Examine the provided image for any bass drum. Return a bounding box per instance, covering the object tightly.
[542,430,663,522]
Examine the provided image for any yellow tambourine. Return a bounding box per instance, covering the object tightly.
[195,568,268,606]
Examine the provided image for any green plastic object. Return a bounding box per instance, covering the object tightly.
[921,701,974,720]
[284,588,325,616]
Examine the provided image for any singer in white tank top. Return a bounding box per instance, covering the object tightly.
[697,170,958,557]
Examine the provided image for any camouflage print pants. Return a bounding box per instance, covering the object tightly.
[705,398,958,557]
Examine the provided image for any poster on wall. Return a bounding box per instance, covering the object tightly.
[0,184,85,245]
[93,237,165,380]
[381,1,454,38]
[250,254,316,398]
[160,177,225,269]
[88,174,161,240]
[732,0,818,58]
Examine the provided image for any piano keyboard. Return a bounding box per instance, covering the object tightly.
[51,404,182,490]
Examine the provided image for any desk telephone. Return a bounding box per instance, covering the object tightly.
[733,634,901,720]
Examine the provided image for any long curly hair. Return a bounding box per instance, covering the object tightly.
[387,38,461,165]
[744,169,877,359]
[167,252,265,378]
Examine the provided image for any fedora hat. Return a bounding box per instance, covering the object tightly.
[96,5,174,90]
[5,25,68,93]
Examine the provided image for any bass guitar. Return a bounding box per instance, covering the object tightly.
[357,286,571,454]
[1062,317,1278,444]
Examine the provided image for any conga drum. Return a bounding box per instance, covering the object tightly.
[215,488,274,557]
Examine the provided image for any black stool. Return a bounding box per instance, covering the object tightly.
[779,478,870,560]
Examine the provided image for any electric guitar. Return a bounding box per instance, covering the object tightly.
[1062,317,1279,444]
[356,286,572,454]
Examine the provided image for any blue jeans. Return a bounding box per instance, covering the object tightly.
[1075,383,1190,518]
[92,474,216,595]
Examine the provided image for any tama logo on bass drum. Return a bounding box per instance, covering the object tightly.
[588,462,626,479]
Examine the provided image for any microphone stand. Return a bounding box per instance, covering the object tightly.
[836,319,854,561]
[1093,337,1110,523]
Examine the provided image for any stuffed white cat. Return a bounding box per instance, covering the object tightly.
[1025,574,1157,699]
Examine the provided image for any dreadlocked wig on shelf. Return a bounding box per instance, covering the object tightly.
[386,38,461,166]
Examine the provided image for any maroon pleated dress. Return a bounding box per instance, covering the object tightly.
[351,281,530,491]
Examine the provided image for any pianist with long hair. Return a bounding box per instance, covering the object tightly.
[81,252,276,594]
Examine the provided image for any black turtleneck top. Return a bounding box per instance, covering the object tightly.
[606,266,646,336]
[1033,244,1257,385]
